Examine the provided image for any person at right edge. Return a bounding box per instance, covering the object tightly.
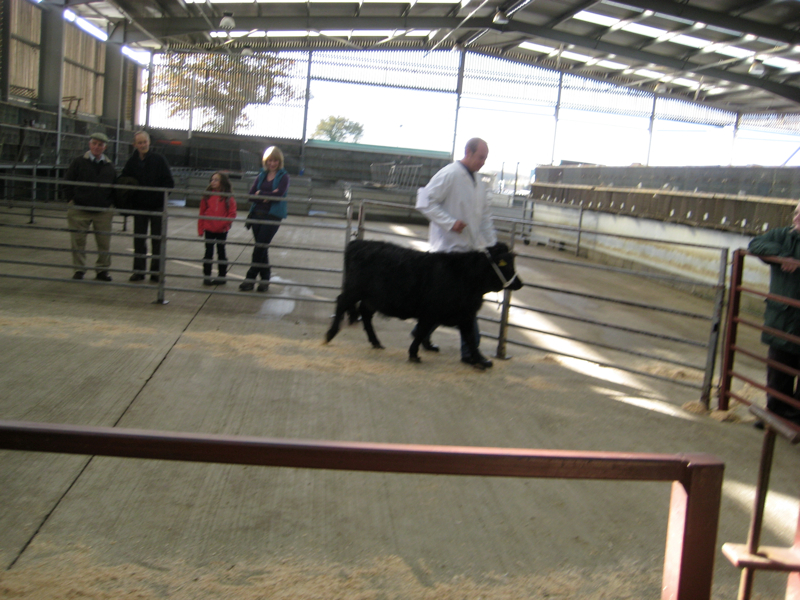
[240,146,289,292]
[414,137,497,369]
[747,200,800,428]
[122,130,174,283]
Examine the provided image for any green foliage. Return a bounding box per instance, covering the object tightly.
[312,116,365,143]
[151,53,300,134]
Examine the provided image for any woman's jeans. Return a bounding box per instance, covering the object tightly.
[203,231,228,277]
[246,217,280,281]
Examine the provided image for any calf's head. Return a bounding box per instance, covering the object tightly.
[485,242,523,291]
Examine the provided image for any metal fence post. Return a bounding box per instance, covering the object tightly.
[355,197,366,241]
[155,191,169,305]
[661,454,723,600]
[719,249,745,411]
[576,204,584,257]
[29,165,37,224]
[700,248,729,408]
[495,222,517,360]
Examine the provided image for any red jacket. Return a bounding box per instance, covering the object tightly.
[199,194,236,235]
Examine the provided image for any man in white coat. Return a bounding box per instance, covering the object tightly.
[414,137,497,368]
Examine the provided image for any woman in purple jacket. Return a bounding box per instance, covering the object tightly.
[240,146,289,292]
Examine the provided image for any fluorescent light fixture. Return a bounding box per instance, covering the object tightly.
[519,42,554,54]
[668,35,708,49]
[634,68,663,78]
[266,30,312,37]
[560,50,592,62]
[621,23,665,38]
[714,45,754,59]
[596,59,628,69]
[319,30,354,37]
[122,46,151,65]
[671,77,699,88]
[64,10,108,42]
[762,56,800,70]
[573,11,618,27]
[227,30,249,38]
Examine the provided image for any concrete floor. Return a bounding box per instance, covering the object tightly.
[0,205,797,599]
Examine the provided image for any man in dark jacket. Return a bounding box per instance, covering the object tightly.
[122,130,174,282]
[748,201,800,427]
[64,132,117,281]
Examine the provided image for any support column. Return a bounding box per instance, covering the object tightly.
[38,4,64,163]
[549,72,563,166]
[38,5,64,115]
[299,50,312,175]
[0,0,12,102]
[450,49,465,160]
[646,92,657,166]
[102,40,124,126]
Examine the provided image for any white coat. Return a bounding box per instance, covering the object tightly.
[415,161,497,253]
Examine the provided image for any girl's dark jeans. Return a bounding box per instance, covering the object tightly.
[203,231,228,277]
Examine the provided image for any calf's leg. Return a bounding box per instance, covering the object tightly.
[359,304,384,349]
[325,292,356,343]
[409,318,437,363]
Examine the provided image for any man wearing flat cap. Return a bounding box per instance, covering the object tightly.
[64,132,117,281]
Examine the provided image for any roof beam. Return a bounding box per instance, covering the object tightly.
[609,0,800,45]
[116,15,800,105]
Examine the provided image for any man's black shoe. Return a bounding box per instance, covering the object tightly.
[461,354,493,370]
[239,281,255,291]
[95,271,112,282]
[72,271,85,280]
[203,277,215,286]
[257,283,269,292]
[150,275,160,283]
[129,273,145,282]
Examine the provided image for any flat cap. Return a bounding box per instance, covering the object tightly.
[90,132,109,143]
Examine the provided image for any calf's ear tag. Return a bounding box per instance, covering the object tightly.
[498,259,507,267]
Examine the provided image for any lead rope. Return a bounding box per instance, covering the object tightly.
[483,249,518,289]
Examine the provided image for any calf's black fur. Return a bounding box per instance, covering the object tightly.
[324,240,523,364]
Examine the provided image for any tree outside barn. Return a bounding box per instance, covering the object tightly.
[148,52,302,135]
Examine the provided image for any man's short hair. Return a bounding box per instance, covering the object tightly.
[465,137,486,155]
[90,132,109,144]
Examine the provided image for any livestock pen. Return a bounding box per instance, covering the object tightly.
[0,174,796,599]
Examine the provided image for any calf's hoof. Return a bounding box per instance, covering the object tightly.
[421,338,439,352]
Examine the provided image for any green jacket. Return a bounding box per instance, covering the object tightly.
[748,225,800,352]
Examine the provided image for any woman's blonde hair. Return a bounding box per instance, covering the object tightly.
[262,146,284,169]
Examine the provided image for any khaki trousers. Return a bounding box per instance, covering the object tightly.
[67,206,113,272]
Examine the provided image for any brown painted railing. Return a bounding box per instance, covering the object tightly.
[0,419,723,600]
[719,249,800,420]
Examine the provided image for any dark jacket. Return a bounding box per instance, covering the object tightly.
[748,225,800,353]
[121,150,174,211]
[248,168,289,221]
[63,152,116,209]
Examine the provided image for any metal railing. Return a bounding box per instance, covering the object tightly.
[0,418,724,600]
[719,249,800,420]
[367,162,422,190]
[0,172,353,306]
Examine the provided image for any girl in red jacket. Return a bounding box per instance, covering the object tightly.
[198,172,236,285]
